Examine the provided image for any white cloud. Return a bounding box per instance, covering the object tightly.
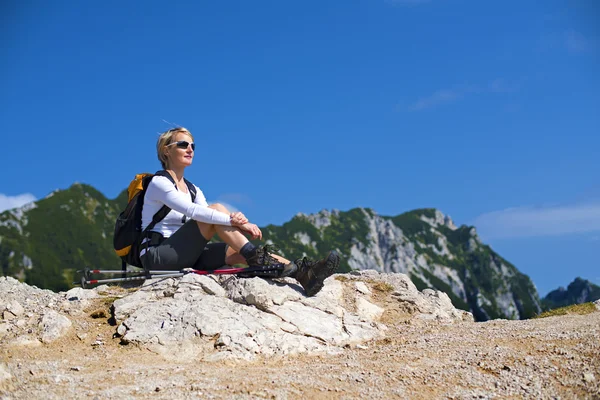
[216,193,253,205]
[0,193,37,213]
[206,200,239,214]
[473,201,600,239]
[206,193,255,215]
[408,89,461,111]
[407,80,517,111]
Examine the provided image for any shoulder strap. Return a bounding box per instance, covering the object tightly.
[184,178,197,202]
[155,170,196,202]
[154,170,175,184]
[142,170,176,235]
[143,171,196,233]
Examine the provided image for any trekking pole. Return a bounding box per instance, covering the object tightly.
[76,264,285,289]
[76,267,176,288]
[76,268,186,288]
[81,269,186,276]
[81,272,187,288]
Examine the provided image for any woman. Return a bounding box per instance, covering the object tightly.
[139,126,339,296]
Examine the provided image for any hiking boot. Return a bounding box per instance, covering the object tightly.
[292,250,340,297]
[245,244,281,268]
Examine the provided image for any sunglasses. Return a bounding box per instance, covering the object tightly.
[167,140,195,151]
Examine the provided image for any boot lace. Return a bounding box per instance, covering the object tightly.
[295,256,316,270]
[253,244,281,266]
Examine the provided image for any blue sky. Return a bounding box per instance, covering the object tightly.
[1,0,598,296]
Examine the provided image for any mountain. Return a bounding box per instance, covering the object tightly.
[260,208,540,321]
[0,183,126,291]
[0,184,541,320]
[542,277,600,310]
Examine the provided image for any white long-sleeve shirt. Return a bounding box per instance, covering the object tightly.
[141,175,231,238]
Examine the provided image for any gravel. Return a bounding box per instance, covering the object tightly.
[1,276,599,399]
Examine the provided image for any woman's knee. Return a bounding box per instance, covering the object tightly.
[209,203,229,214]
[196,221,216,241]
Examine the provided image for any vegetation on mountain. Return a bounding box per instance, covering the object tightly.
[386,210,540,320]
[0,184,123,291]
[0,183,545,321]
[534,302,597,318]
[259,208,372,273]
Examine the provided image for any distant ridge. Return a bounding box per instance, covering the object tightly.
[542,277,600,310]
[0,184,542,321]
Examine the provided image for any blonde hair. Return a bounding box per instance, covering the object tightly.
[157,127,194,169]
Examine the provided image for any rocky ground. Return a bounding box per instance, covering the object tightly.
[0,273,599,399]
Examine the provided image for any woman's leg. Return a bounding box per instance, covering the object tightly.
[201,204,340,296]
[198,203,291,266]
[223,245,290,266]
[196,222,247,253]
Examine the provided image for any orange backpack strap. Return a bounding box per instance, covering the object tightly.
[127,173,152,202]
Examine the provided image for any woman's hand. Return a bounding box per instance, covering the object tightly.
[240,223,262,240]
[229,212,248,226]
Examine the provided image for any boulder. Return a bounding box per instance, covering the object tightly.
[113,271,472,360]
[351,270,472,322]
[0,272,473,360]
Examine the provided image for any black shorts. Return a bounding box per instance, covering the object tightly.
[140,220,229,271]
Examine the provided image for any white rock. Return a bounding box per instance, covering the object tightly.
[356,297,384,322]
[280,322,297,333]
[354,282,371,295]
[94,285,111,294]
[300,278,345,318]
[7,301,24,316]
[270,301,346,345]
[594,299,600,311]
[224,277,302,311]
[64,287,98,301]
[39,310,72,343]
[112,290,154,322]
[10,336,42,347]
[106,271,469,359]
[117,324,127,336]
[181,274,227,297]
[2,311,15,320]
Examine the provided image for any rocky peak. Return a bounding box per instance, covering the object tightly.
[297,207,542,321]
[296,208,340,229]
[543,277,600,309]
[10,201,37,218]
[418,209,458,231]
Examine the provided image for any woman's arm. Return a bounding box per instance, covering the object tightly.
[146,176,231,225]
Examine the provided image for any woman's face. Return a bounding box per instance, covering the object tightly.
[165,132,194,169]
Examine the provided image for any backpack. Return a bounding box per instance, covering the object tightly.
[113,170,197,269]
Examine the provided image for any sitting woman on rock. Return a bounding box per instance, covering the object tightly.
[139,126,339,296]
